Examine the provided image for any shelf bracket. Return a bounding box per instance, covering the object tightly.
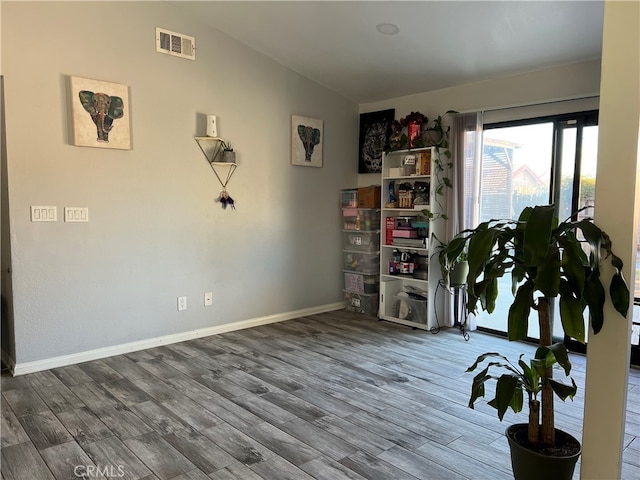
[195,137,238,209]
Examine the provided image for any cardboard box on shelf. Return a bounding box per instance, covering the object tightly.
[358,186,381,208]
[385,217,395,245]
[418,151,432,175]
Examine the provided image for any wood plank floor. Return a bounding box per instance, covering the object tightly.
[1,310,638,480]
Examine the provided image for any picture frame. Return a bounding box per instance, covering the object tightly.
[70,76,131,149]
[291,115,323,167]
[358,108,395,173]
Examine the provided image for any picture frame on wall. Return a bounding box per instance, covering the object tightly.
[291,115,323,167]
[70,76,131,150]
[358,108,395,173]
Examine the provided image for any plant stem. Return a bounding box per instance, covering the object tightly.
[528,399,540,445]
[538,297,555,446]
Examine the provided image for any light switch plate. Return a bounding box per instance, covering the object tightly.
[64,207,89,222]
[31,206,57,222]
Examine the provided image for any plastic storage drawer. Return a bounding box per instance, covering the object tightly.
[392,294,427,324]
[343,208,381,231]
[343,231,380,253]
[344,290,379,316]
[340,189,359,208]
[344,272,379,294]
[343,251,380,274]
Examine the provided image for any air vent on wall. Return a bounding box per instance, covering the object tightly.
[156,27,195,60]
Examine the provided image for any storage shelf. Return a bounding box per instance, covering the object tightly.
[381,245,429,253]
[379,146,440,331]
[379,314,430,330]
[380,273,428,284]
[383,175,430,180]
[382,207,429,213]
[385,147,432,155]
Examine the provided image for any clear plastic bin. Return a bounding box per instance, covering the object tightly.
[341,189,359,208]
[343,251,380,274]
[392,294,427,324]
[343,231,380,253]
[344,272,379,294]
[343,208,381,231]
[344,290,379,316]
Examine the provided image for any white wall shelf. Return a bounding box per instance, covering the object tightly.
[194,137,238,203]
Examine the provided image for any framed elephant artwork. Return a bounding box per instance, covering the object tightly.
[70,76,131,150]
[291,115,323,167]
[358,109,395,173]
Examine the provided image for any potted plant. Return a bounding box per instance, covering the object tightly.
[218,140,235,163]
[432,234,468,287]
[442,204,629,480]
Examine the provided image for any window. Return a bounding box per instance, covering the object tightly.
[468,111,603,343]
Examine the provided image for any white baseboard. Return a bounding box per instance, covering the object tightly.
[10,303,344,376]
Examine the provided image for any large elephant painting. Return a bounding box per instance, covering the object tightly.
[78,91,124,143]
[291,115,323,167]
[70,76,131,150]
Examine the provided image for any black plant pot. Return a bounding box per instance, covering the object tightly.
[506,424,581,480]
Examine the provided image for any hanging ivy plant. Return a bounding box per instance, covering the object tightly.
[421,110,457,221]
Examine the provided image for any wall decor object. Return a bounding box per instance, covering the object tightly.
[206,114,218,137]
[70,76,131,150]
[194,136,238,210]
[291,115,323,167]
[358,108,395,174]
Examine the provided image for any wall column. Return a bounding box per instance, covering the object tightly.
[581,1,640,478]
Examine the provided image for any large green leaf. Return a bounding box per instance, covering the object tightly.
[508,281,533,340]
[467,228,498,283]
[491,374,520,420]
[545,343,573,376]
[484,277,498,314]
[584,275,606,334]
[535,244,560,297]
[523,205,555,266]
[610,272,630,318]
[549,378,578,401]
[577,220,603,272]
[558,235,587,295]
[468,366,490,408]
[466,352,512,372]
[559,280,586,343]
[518,357,540,394]
[444,236,467,266]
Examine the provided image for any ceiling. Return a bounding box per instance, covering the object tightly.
[173,1,604,104]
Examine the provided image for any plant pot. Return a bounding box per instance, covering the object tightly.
[449,261,469,286]
[422,128,442,147]
[220,150,236,163]
[506,424,581,480]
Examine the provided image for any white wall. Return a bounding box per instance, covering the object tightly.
[1,1,358,368]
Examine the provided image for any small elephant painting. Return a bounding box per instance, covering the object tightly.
[70,76,131,149]
[291,115,323,167]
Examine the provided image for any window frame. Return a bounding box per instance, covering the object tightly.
[477,110,638,367]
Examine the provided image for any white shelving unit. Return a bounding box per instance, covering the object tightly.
[378,147,444,330]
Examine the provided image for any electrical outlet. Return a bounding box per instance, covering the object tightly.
[204,292,213,306]
[177,296,187,311]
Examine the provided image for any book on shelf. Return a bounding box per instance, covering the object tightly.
[392,238,427,248]
[392,229,418,238]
